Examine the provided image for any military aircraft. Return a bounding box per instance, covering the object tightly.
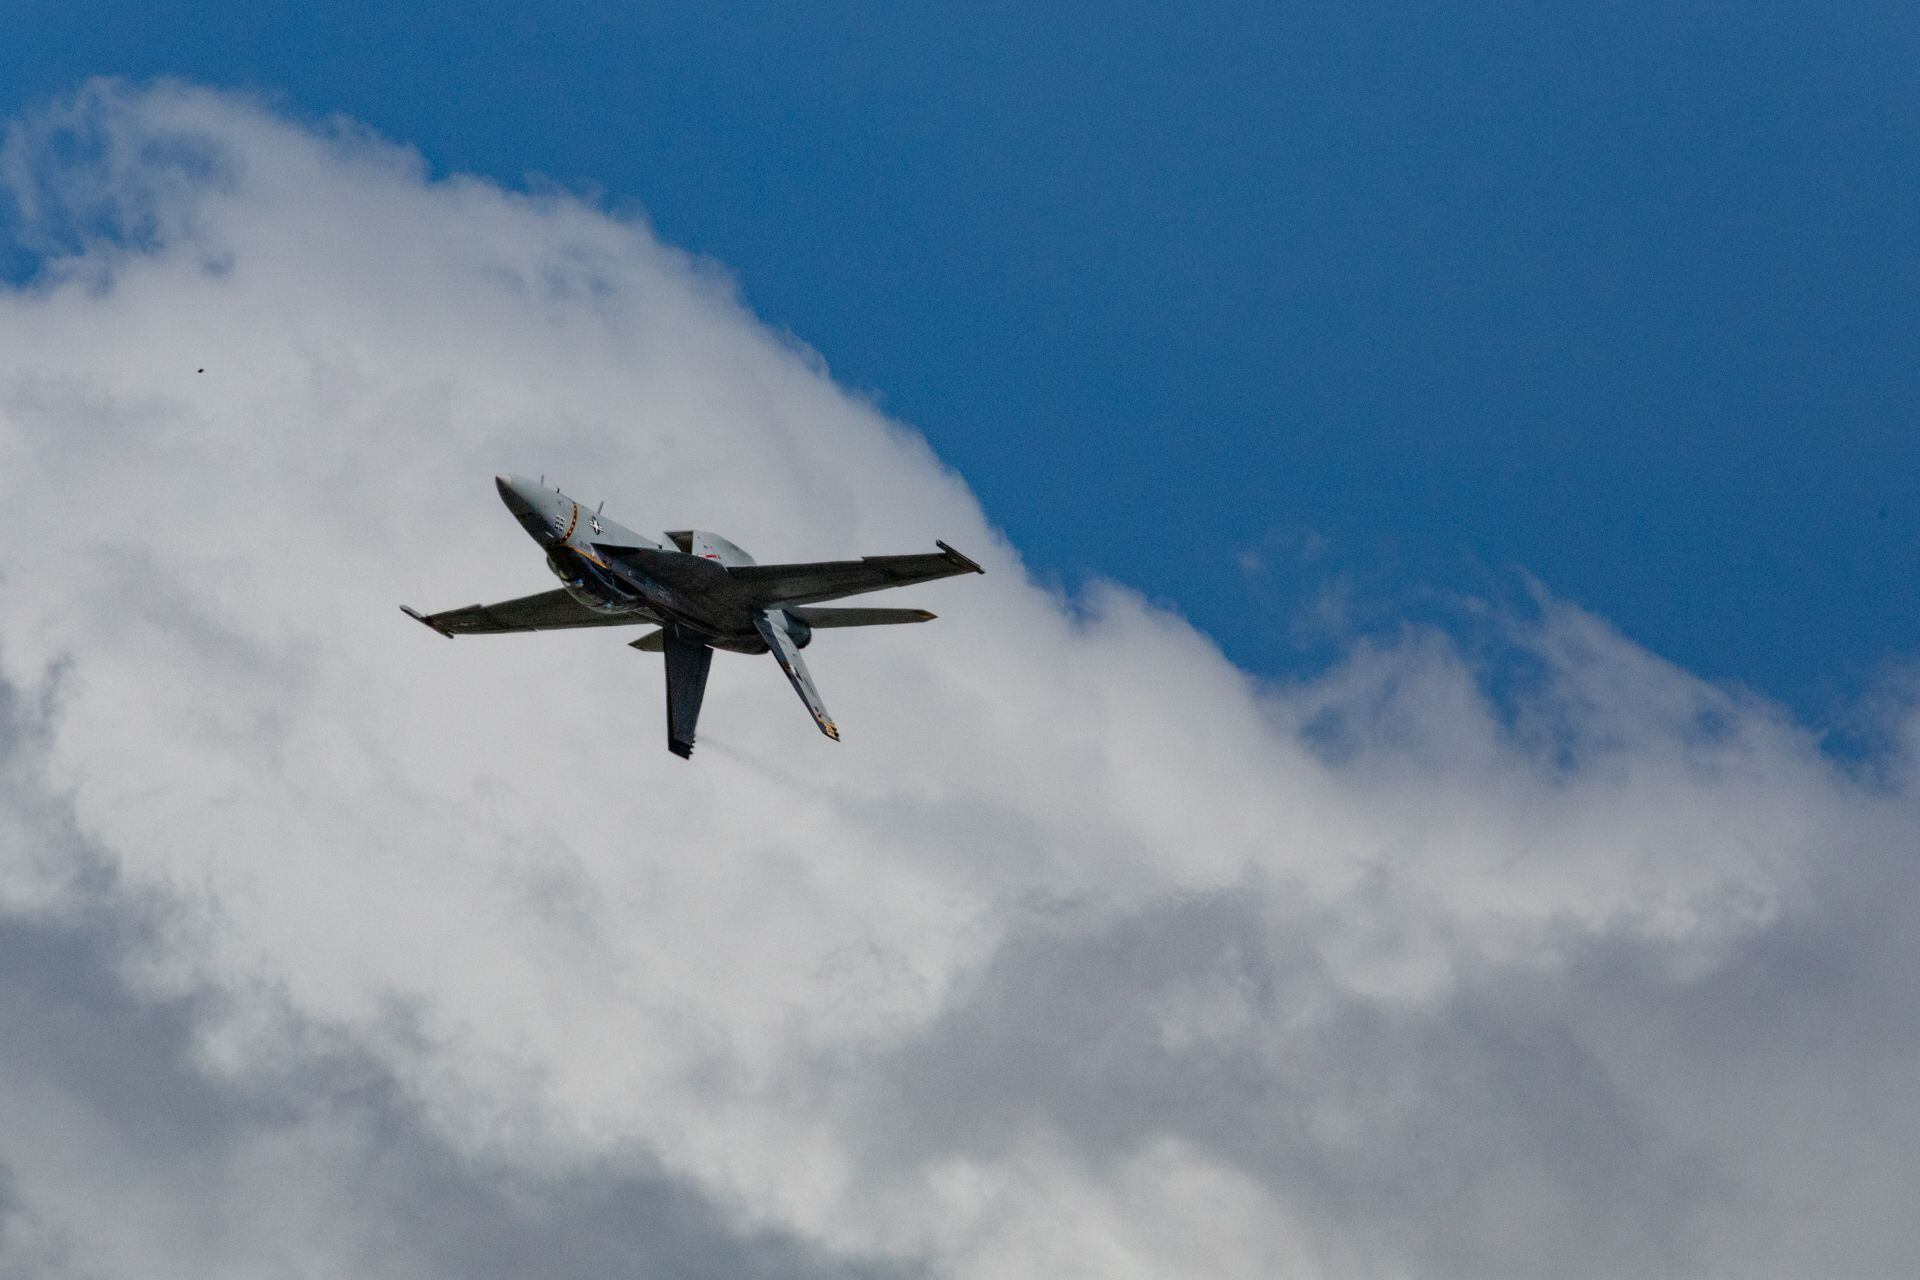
[403,475,983,758]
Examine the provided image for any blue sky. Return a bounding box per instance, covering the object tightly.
[7,2,1915,723]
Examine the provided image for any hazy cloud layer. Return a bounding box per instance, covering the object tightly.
[2,80,1917,1278]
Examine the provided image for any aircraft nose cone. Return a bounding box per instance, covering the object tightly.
[495,473,537,516]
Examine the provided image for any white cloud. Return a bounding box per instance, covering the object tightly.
[1,79,1917,1277]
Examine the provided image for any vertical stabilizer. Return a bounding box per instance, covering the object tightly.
[662,625,714,758]
[754,611,840,742]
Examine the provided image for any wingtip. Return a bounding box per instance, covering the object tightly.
[934,540,985,574]
[400,605,455,638]
[668,738,694,759]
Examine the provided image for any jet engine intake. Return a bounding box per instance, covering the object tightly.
[547,547,625,611]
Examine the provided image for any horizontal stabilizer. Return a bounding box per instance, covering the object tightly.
[789,607,937,628]
[629,629,665,651]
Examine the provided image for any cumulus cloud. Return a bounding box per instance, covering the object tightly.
[1,79,1917,1277]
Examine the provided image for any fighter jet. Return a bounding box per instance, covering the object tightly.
[403,475,983,758]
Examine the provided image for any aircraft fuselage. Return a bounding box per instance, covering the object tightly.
[495,473,770,652]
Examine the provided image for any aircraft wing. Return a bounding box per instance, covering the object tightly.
[401,589,652,636]
[727,541,983,608]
